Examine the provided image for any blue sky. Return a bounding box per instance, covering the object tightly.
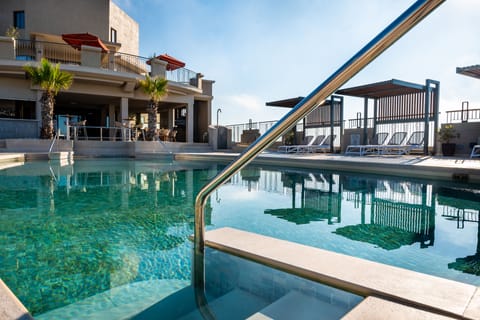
[113,0,480,126]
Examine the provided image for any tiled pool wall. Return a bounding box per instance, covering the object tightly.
[204,248,362,310]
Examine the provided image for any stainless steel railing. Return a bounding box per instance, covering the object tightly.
[193,0,445,318]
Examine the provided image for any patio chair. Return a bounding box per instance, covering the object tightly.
[304,134,336,153]
[471,145,480,158]
[169,129,177,142]
[72,120,88,140]
[135,123,147,141]
[381,131,422,155]
[345,132,389,156]
[278,135,317,153]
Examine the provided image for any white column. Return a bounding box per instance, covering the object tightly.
[168,108,175,129]
[186,98,194,143]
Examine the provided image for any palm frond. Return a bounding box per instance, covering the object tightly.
[139,75,168,103]
[24,58,73,95]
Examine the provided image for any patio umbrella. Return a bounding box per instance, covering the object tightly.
[157,53,185,71]
[62,33,109,53]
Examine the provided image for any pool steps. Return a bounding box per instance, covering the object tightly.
[204,227,480,320]
[0,279,33,320]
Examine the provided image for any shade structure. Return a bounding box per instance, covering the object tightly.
[456,65,480,80]
[62,33,109,53]
[157,54,185,71]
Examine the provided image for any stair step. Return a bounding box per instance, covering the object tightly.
[247,291,349,320]
[179,289,269,320]
[35,279,189,320]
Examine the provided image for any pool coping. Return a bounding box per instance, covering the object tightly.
[205,227,480,319]
[175,152,480,183]
[0,279,33,320]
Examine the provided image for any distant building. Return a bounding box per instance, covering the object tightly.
[0,0,214,143]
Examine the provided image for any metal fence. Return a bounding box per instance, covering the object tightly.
[446,107,480,123]
[227,120,278,143]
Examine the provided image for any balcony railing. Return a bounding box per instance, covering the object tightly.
[14,39,197,84]
[227,120,278,143]
[445,108,480,123]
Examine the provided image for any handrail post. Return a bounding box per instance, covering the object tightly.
[193,0,445,317]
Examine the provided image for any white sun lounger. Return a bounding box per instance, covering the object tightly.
[302,134,336,153]
[345,132,389,156]
[471,145,480,158]
[278,135,323,153]
[381,131,423,155]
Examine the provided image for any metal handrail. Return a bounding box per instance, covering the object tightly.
[49,130,60,153]
[193,0,445,318]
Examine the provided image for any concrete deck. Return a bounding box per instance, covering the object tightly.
[205,227,480,320]
[176,151,480,182]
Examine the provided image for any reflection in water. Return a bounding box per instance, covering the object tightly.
[336,178,435,250]
[230,166,480,278]
[439,187,480,276]
[0,160,217,315]
[264,172,341,225]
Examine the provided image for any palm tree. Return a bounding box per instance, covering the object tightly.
[138,75,168,140]
[24,58,73,139]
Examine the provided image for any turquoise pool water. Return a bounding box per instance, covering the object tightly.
[0,159,479,317]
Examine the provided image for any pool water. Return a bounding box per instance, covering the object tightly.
[0,159,479,317]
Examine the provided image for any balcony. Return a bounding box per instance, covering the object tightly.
[1,37,198,85]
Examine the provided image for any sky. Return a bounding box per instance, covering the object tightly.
[113,0,480,126]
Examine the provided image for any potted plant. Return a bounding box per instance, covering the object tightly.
[283,129,295,145]
[438,125,459,156]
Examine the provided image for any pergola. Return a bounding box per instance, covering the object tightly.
[266,96,344,153]
[456,65,480,80]
[336,79,440,155]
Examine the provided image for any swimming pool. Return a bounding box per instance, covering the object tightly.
[0,159,478,318]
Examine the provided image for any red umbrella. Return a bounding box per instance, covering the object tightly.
[62,33,109,53]
[157,54,185,71]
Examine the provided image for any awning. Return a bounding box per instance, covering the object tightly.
[62,33,109,53]
[456,65,480,80]
[336,79,425,99]
[156,54,186,71]
[265,97,334,108]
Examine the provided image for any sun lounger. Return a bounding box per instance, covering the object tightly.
[278,135,319,153]
[381,131,423,155]
[345,132,389,156]
[303,134,336,153]
[471,145,480,158]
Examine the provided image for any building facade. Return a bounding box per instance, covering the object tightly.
[0,0,213,143]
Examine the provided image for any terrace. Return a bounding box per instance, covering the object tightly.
[11,38,198,84]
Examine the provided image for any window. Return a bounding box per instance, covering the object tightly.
[110,28,117,43]
[13,11,25,29]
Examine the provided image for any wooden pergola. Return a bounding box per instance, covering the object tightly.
[336,79,440,155]
[266,95,344,153]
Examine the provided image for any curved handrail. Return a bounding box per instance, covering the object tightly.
[193,0,445,318]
